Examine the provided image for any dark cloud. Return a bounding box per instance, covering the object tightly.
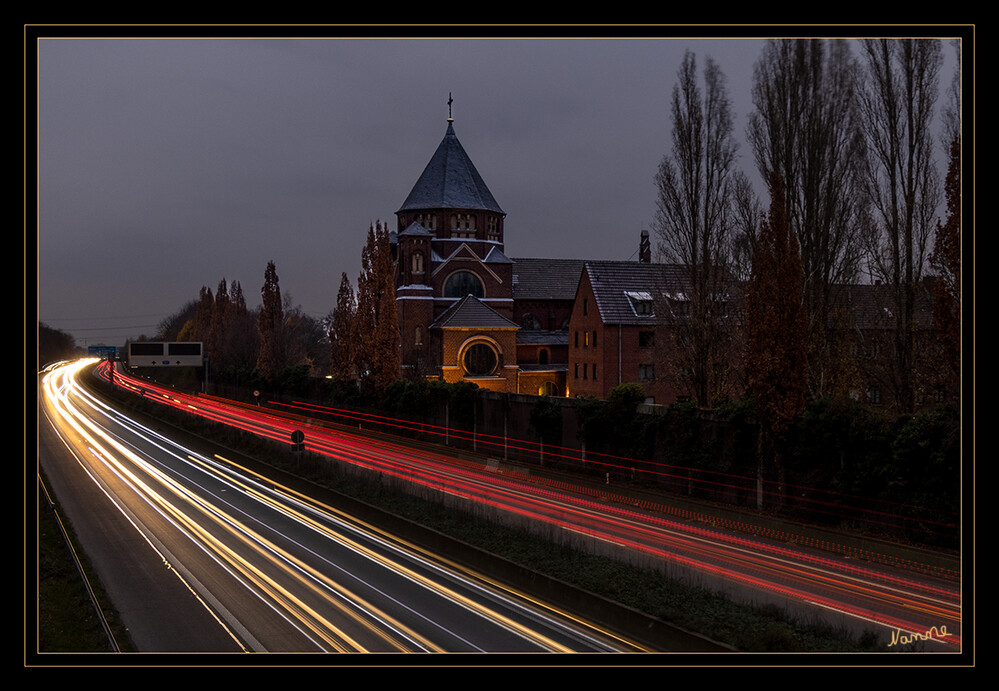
[34,33,960,347]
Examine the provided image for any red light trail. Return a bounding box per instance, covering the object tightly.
[100,362,962,650]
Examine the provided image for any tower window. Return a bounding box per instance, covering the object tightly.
[450,213,477,238]
[416,213,436,230]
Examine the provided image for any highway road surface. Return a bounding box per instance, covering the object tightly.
[36,359,963,655]
[37,359,651,654]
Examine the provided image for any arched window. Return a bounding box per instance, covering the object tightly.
[538,348,549,365]
[444,270,484,298]
[538,381,558,396]
[521,313,541,330]
[411,251,424,274]
[463,342,498,376]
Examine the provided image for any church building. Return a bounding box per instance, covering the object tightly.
[392,112,665,399]
[388,110,951,410]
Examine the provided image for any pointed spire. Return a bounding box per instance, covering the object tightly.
[396,108,504,215]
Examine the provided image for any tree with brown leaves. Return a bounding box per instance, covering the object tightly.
[354,221,401,394]
[745,175,808,508]
[930,135,961,399]
[329,272,356,382]
[257,260,284,383]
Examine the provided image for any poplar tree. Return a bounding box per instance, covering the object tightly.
[257,260,285,383]
[745,175,807,507]
[930,135,960,398]
[226,280,259,382]
[652,50,742,406]
[748,39,867,398]
[209,277,231,367]
[354,221,401,394]
[193,285,214,342]
[329,272,356,382]
[859,38,942,411]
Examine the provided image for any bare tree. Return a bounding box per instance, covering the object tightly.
[748,38,868,399]
[859,38,943,411]
[652,50,742,407]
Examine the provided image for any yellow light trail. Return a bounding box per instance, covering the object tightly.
[41,361,622,653]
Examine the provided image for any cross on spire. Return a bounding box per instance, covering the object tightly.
[447,92,453,122]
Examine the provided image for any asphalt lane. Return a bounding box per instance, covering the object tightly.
[37,395,246,653]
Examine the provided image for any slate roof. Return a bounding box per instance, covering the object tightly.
[583,261,689,326]
[511,258,586,301]
[828,282,935,331]
[398,221,433,237]
[430,294,520,330]
[397,122,505,215]
[484,246,514,264]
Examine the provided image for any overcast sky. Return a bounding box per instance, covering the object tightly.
[32,29,964,348]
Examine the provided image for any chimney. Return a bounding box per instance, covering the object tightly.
[639,230,651,263]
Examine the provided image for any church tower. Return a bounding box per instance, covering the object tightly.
[395,103,518,389]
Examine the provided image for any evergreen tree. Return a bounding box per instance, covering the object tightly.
[745,174,808,507]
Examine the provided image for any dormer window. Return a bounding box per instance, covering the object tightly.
[625,291,655,316]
